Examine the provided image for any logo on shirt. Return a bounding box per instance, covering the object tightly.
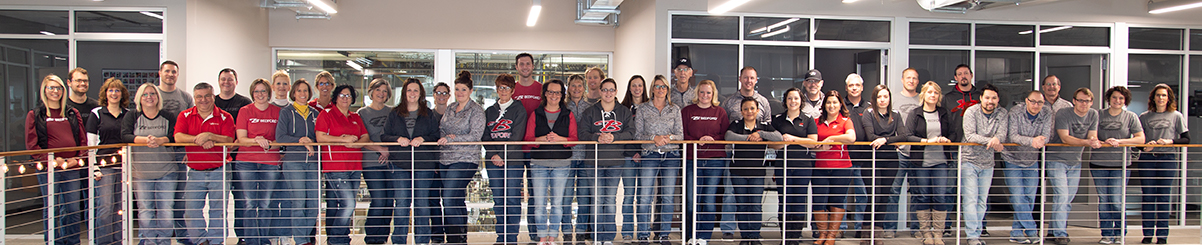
[46,118,68,122]
[691,116,719,121]
[595,120,624,132]
[489,119,514,132]
[1100,120,1123,130]
[515,95,541,101]
[1146,119,1173,130]
[248,118,278,124]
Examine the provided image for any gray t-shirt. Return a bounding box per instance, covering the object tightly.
[357,105,392,168]
[1139,110,1188,153]
[894,92,922,156]
[158,88,193,116]
[132,113,177,180]
[405,111,419,135]
[1091,109,1141,167]
[921,111,947,167]
[1048,108,1098,165]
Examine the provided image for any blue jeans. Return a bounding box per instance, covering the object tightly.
[409,169,438,244]
[94,167,123,245]
[694,159,727,239]
[1003,161,1039,238]
[731,176,765,239]
[183,167,229,245]
[134,171,180,245]
[362,165,396,244]
[887,154,914,230]
[812,168,851,210]
[846,166,869,229]
[386,165,415,244]
[1091,168,1129,237]
[594,166,624,241]
[231,162,247,242]
[564,160,595,233]
[487,160,526,243]
[234,162,281,245]
[720,170,737,233]
[781,160,812,239]
[324,171,361,244]
[912,163,949,211]
[1138,153,1178,237]
[621,158,639,238]
[960,163,993,238]
[532,164,571,238]
[282,161,319,244]
[1045,161,1081,238]
[637,151,681,239]
[441,162,479,243]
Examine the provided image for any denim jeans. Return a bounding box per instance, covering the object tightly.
[1091,168,1129,237]
[38,167,83,245]
[694,159,727,239]
[532,164,571,238]
[887,154,914,230]
[134,171,180,245]
[362,165,396,244]
[563,160,595,233]
[441,162,479,243]
[387,165,415,244]
[960,163,993,238]
[231,162,247,242]
[912,163,949,211]
[594,166,624,241]
[487,159,526,243]
[94,167,123,245]
[846,166,869,229]
[282,161,319,244]
[1045,161,1081,238]
[1138,153,1178,237]
[811,168,851,211]
[173,161,189,241]
[781,160,812,239]
[183,167,229,245]
[324,171,361,244]
[731,176,765,239]
[1003,161,1039,238]
[620,158,639,238]
[719,170,738,233]
[234,162,281,245]
[637,151,681,239]
[863,150,899,229]
[407,169,439,243]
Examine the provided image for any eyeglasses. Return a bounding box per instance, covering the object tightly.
[1026,99,1044,104]
[497,86,513,91]
[600,88,617,92]
[434,91,450,96]
[141,93,158,97]
[1074,98,1093,103]
[674,68,691,72]
[653,85,669,89]
[46,86,64,92]
[317,82,332,87]
[337,94,353,98]
[252,90,270,94]
[545,90,564,95]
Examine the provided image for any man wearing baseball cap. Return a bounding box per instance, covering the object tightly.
[670,57,697,107]
[800,69,825,119]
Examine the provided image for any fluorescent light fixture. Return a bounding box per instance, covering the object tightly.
[306,0,337,14]
[1150,0,1202,14]
[1019,25,1072,35]
[39,31,55,36]
[761,26,791,38]
[346,60,362,71]
[527,0,542,27]
[750,18,799,34]
[842,0,859,2]
[140,11,164,20]
[709,0,750,14]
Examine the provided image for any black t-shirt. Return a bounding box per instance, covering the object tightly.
[87,107,127,160]
[728,119,779,176]
[772,113,818,165]
[215,94,253,119]
[67,98,100,127]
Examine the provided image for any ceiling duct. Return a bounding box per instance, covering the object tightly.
[917,0,1032,13]
[261,0,338,20]
[576,0,622,27]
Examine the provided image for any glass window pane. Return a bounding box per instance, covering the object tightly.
[1127,54,1181,114]
[454,52,608,107]
[744,45,810,112]
[975,24,1035,47]
[910,22,969,46]
[1040,26,1109,46]
[277,50,436,108]
[1040,54,1107,106]
[744,17,809,41]
[1129,27,1183,50]
[976,51,1034,107]
[1,39,68,152]
[908,49,969,88]
[814,19,889,42]
[672,44,738,96]
[0,10,68,35]
[1190,30,1202,51]
[672,15,738,40]
[76,11,164,33]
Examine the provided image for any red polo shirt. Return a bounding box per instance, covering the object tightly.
[315,107,367,172]
[815,114,853,168]
[308,98,333,111]
[175,107,236,170]
[235,104,282,165]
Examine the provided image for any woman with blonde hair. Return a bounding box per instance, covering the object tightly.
[26,74,87,245]
[122,83,180,245]
[900,81,959,245]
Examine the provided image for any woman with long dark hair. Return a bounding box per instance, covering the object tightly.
[900,82,957,245]
[619,75,649,240]
[381,78,442,244]
[811,90,856,245]
[771,88,819,245]
[1137,84,1188,244]
[859,85,907,243]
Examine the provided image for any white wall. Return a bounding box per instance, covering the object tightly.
[614,0,660,97]
[185,0,270,95]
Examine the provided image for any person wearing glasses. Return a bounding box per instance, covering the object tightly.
[482,74,528,245]
[123,83,179,245]
[1137,84,1188,244]
[174,82,236,245]
[433,82,452,116]
[1090,86,1144,244]
[633,75,684,245]
[308,71,336,110]
[87,78,129,245]
[275,79,321,245]
[564,74,597,243]
[1001,91,1052,244]
[1045,87,1102,245]
[437,71,487,244]
[578,78,635,245]
[524,79,580,245]
[428,81,451,243]
[669,58,697,107]
[26,74,87,245]
[315,84,371,244]
[383,78,443,245]
[233,79,283,245]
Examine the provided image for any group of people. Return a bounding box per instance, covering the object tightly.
[24,53,1188,245]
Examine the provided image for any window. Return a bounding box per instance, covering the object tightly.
[276,50,436,107]
[976,51,1034,107]
[672,44,738,96]
[672,15,739,40]
[976,24,1035,47]
[0,10,68,35]
[1040,26,1109,47]
[910,22,970,46]
[814,19,890,42]
[744,17,809,41]
[455,52,609,107]
[1127,54,1182,114]
[75,11,163,33]
[1130,27,1183,50]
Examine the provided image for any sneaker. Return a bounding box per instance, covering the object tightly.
[721,233,735,241]
[1099,237,1114,244]
[605,242,615,245]
[967,239,985,245]
[1156,238,1167,244]
[881,231,895,239]
[1141,237,1153,244]
[1051,237,1070,245]
[1009,237,1024,243]
[623,236,634,241]
[981,229,991,237]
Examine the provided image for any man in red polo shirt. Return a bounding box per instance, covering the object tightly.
[173,82,235,245]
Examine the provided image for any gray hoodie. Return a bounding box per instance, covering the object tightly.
[961,104,1008,168]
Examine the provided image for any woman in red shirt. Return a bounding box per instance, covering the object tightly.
[314,84,370,244]
[233,79,282,244]
[812,90,856,245]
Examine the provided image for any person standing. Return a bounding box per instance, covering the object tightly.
[433,83,452,116]
[233,79,283,245]
[799,70,825,119]
[524,79,580,245]
[481,74,528,245]
[173,82,236,245]
[66,67,100,126]
[578,78,635,244]
[812,90,857,245]
[1045,87,1102,245]
[87,78,129,245]
[270,70,292,107]
[1041,75,1073,116]
[314,84,371,244]
[890,68,923,237]
[212,68,252,243]
[437,71,487,244]
[943,64,983,117]
[772,88,819,245]
[275,79,321,245]
[514,53,543,114]
[157,61,192,115]
[358,79,400,245]
[726,98,783,245]
[633,75,684,245]
[308,71,336,110]
[563,74,597,243]
[122,83,179,245]
[1001,91,1052,244]
[682,80,730,243]
[723,67,772,122]
[383,78,443,245]
[858,85,905,244]
[619,75,649,241]
[25,74,87,245]
[958,84,1007,245]
[1137,84,1189,244]
[900,82,958,245]
[1091,86,1144,244]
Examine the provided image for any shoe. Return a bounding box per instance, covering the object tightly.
[579,234,593,242]
[658,236,673,245]
[786,241,801,245]
[882,230,895,239]
[826,207,847,245]
[1156,238,1167,244]
[1017,238,1033,244]
[1049,237,1070,245]
[1142,237,1153,244]
[1099,237,1114,244]
[942,228,953,238]
[623,236,634,241]
[739,241,750,245]
[930,210,948,245]
[722,233,735,241]
[981,229,991,237]
[748,241,762,245]
[1009,237,1032,244]
[916,210,933,245]
[812,210,829,245]
[637,237,651,245]
[605,242,615,245]
[565,235,575,243]
[967,239,985,245]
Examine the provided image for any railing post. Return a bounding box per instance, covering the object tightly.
[869,146,877,245]
[122,145,134,245]
[222,145,230,242]
[1178,146,1187,229]
[1038,147,1046,245]
[1,155,6,244]
[680,142,687,245]
[1120,146,1128,245]
[955,145,962,245]
[88,147,97,245]
[593,143,601,245]
[47,152,56,244]
[316,145,325,242]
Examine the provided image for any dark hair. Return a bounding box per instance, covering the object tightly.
[980,83,999,95]
[1148,83,1177,112]
[621,75,649,108]
[1104,86,1132,107]
[160,60,178,70]
[434,82,450,92]
[541,79,566,110]
[740,97,759,110]
[495,74,516,88]
[783,87,803,112]
[819,90,848,122]
[516,53,534,63]
[870,84,894,124]
[1042,75,1058,85]
[600,78,617,89]
[332,84,357,105]
[289,78,310,102]
[98,77,130,108]
[954,64,971,74]
[193,82,213,91]
[454,71,473,88]
[395,78,431,117]
[1027,90,1043,99]
[218,67,238,81]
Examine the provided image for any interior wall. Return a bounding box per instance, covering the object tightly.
[186,0,270,95]
[615,0,659,97]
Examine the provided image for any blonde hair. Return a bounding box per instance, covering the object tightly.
[134,83,162,111]
[919,81,943,107]
[271,70,291,85]
[691,80,721,107]
[586,66,607,80]
[40,74,69,117]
